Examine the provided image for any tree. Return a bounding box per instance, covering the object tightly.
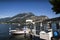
[49,0,60,14]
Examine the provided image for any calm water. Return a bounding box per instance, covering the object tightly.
[0,24,44,40]
[0,24,20,40]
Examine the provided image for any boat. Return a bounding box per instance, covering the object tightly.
[9,28,30,35]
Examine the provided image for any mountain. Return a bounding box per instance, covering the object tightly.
[0,17,11,23]
[0,12,34,24]
[0,12,48,27]
[9,12,35,23]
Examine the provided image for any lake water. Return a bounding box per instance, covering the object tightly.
[0,24,20,40]
[0,24,44,40]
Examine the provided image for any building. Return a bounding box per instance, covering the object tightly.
[26,16,60,40]
[26,16,48,35]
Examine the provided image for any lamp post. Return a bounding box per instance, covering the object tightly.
[33,22,36,35]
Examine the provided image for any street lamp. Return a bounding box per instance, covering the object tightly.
[32,22,36,35]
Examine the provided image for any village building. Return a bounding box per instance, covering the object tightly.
[26,16,48,35]
[26,16,60,40]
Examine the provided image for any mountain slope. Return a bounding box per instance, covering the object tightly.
[9,12,35,23]
[0,17,11,23]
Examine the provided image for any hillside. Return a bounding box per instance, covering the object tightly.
[0,12,35,24]
[9,12,35,23]
[0,17,11,23]
[0,12,48,27]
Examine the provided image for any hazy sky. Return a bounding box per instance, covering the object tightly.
[0,0,60,18]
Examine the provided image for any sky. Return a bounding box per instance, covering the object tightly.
[0,0,60,18]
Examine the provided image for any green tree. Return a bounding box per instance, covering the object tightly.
[49,0,60,14]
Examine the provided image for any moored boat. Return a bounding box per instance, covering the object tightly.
[9,28,30,35]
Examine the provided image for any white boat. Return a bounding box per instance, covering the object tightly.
[9,28,30,35]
